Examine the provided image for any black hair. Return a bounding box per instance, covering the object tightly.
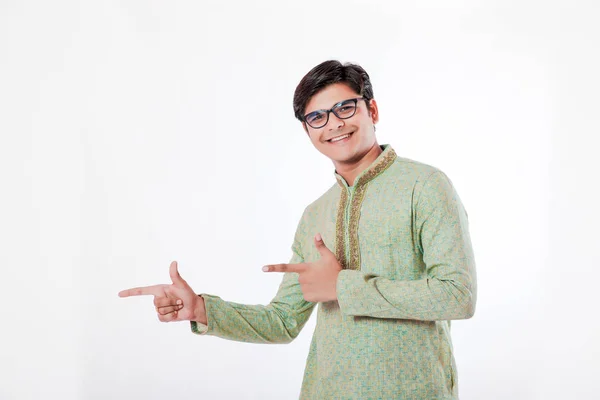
[293,60,374,122]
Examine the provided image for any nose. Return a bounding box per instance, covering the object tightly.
[327,112,345,131]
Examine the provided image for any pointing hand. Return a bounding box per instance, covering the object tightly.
[118,261,207,324]
[262,233,342,303]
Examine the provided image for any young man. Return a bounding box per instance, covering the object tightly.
[119,60,477,399]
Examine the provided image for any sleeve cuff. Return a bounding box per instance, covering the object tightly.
[190,320,208,335]
[336,269,364,315]
[337,269,397,318]
[189,294,212,335]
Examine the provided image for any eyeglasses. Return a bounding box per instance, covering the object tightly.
[303,97,366,129]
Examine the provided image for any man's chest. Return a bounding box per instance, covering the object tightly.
[301,184,423,279]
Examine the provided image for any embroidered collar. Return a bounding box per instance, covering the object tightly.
[334,144,397,189]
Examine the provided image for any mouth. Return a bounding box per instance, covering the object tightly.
[326,132,354,143]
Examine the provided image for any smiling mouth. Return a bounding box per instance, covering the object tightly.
[327,132,353,143]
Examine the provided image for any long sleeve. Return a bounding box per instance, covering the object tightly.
[190,216,316,344]
[336,170,477,321]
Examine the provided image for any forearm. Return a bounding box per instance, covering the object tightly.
[336,269,476,321]
[191,294,314,344]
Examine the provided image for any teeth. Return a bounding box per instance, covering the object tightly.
[330,134,350,142]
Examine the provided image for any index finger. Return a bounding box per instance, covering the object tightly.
[118,284,166,298]
[262,263,308,273]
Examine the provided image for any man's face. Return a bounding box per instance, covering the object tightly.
[302,83,379,165]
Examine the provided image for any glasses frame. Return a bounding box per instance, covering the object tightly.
[303,97,367,129]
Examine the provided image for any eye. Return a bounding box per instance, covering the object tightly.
[307,112,324,123]
[334,100,356,116]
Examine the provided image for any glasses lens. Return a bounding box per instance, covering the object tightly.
[333,100,357,119]
[306,111,328,128]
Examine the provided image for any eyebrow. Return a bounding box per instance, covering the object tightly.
[305,98,353,115]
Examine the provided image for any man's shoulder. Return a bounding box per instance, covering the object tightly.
[389,156,462,202]
[385,155,444,184]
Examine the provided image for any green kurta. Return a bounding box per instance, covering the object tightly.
[191,144,477,399]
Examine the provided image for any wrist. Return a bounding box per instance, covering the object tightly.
[193,295,208,325]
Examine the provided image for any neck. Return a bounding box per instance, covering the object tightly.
[334,142,383,187]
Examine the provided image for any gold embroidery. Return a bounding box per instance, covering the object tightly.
[334,146,397,270]
[354,148,397,187]
[348,184,366,270]
[346,147,398,270]
[335,188,348,269]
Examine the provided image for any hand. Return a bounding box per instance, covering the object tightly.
[262,233,342,303]
[118,261,207,324]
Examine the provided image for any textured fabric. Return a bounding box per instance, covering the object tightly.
[191,144,477,399]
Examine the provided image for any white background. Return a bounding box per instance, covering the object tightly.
[1,1,599,399]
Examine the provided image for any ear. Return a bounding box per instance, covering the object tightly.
[368,99,379,124]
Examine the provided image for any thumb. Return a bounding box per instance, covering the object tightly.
[169,261,187,286]
[313,233,332,256]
